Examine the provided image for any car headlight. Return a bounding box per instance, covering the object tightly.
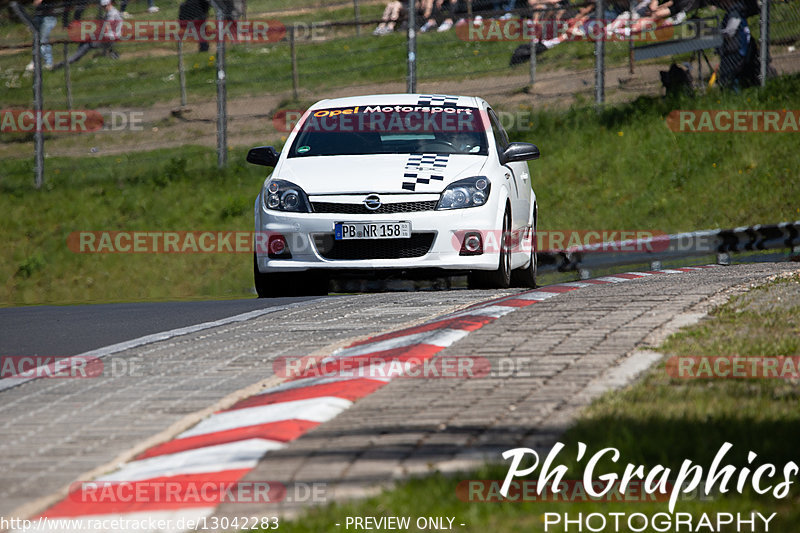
[262,179,311,213]
[436,176,491,210]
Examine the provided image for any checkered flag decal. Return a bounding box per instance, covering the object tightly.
[416,94,460,107]
[402,153,448,191]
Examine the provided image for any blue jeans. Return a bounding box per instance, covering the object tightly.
[120,0,156,12]
[38,15,57,67]
[494,0,515,11]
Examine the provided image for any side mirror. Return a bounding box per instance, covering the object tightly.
[501,142,540,164]
[247,146,280,167]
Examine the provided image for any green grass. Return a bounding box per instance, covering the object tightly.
[2,74,800,306]
[512,74,800,232]
[258,274,800,533]
[1,146,271,305]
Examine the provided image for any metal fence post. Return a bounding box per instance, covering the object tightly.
[759,0,770,86]
[529,29,537,87]
[407,0,416,93]
[63,43,72,110]
[628,0,635,73]
[177,41,187,107]
[210,0,227,168]
[594,0,605,107]
[353,0,361,36]
[11,2,44,189]
[290,25,299,100]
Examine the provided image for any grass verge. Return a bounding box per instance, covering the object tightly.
[2,74,799,305]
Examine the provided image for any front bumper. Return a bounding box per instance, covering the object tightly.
[254,196,503,274]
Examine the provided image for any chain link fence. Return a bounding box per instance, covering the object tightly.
[2,0,799,187]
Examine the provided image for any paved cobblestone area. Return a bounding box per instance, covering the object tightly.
[0,289,515,518]
[215,263,800,520]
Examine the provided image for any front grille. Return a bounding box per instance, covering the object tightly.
[314,233,435,260]
[311,201,438,215]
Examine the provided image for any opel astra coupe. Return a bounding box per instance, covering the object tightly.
[248,93,540,297]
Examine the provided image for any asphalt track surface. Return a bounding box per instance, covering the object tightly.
[0,297,321,358]
[1,263,798,529]
[0,287,516,520]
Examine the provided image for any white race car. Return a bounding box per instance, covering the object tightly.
[249,93,540,297]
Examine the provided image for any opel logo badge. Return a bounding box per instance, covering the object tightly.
[363,194,382,211]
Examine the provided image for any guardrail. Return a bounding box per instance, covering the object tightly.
[538,220,800,276]
[633,17,722,61]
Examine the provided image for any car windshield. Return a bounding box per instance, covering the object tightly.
[287,105,489,158]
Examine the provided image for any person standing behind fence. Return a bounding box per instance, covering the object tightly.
[53,0,122,68]
[25,0,58,71]
[716,0,761,89]
[179,0,211,52]
[63,0,90,25]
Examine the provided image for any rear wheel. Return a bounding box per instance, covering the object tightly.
[511,227,537,288]
[254,254,329,298]
[468,208,512,289]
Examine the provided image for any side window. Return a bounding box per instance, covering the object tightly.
[487,108,509,153]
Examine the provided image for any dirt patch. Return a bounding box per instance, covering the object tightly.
[4,50,798,160]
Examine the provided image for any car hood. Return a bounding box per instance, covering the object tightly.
[273,154,488,195]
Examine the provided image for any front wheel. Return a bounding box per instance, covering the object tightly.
[254,254,329,298]
[468,208,512,289]
[511,228,537,288]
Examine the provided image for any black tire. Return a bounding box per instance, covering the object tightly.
[468,208,512,289]
[511,228,537,288]
[254,254,329,298]
[254,253,273,297]
[302,272,330,296]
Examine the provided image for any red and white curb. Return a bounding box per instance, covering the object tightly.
[22,266,716,532]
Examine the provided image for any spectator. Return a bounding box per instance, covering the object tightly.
[179,0,211,52]
[419,0,458,32]
[62,0,90,25]
[604,0,651,36]
[716,0,758,89]
[120,0,159,19]
[628,0,706,32]
[526,0,568,40]
[374,1,405,35]
[53,0,122,69]
[25,0,58,71]
[495,0,516,19]
[525,0,587,48]
[467,0,515,26]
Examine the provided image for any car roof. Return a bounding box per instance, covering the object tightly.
[308,94,486,110]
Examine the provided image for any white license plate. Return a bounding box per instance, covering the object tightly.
[335,222,411,240]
